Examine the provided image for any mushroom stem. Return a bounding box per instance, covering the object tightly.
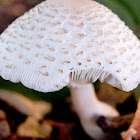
[69,80,119,139]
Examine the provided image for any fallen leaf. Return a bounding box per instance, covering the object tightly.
[0,110,11,139]
[0,0,15,4]
[47,120,75,140]
[97,83,133,107]
[0,109,6,120]
[6,3,27,17]
[0,90,52,119]
[121,99,140,139]
[17,117,53,139]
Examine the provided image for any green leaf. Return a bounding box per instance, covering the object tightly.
[119,0,140,25]
[0,77,70,102]
[134,85,140,102]
[95,0,137,29]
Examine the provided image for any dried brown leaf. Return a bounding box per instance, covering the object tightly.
[17,117,53,139]
[0,90,52,119]
[0,110,11,139]
[47,120,75,140]
[97,83,133,107]
[121,99,140,139]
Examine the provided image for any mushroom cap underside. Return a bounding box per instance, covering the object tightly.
[0,0,140,92]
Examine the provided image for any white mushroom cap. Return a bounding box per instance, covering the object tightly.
[0,0,140,92]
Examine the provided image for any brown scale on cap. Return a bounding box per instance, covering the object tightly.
[95,30,104,37]
[76,33,87,39]
[92,52,98,57]
[37,8,42,14]
[104,30,113,36]
[111,54,118,58]
[48,48,56,52]
[40,65,47,69]
[37,35,44,40]
[60,16,67,20]
[49,39,63,43]
[62,61,71,65]
[112,25,119,29]
[71,16,83,20]
[63,9,69,14]
[122,38,127,43]
[62,51,69,55]
[76,51,84,55]
[97,61,102,66]
[3,57,8,61]
[36,44,42,49]
[87,14,105,21]
[122,62,127,67]
[19,34,26,39]
[35,19,46,23]
[5,47,13,53]
[86,45,94,48]
[116,69,121,73]
[71,9,84,15]
[5,41,14,45]
[58,69,64,73]
[78,61,82,66]
[90,28,96,32]
[40,28,46,32]
[127,56,132,61]
[21,25,26,30]
[91,40,105,45]
[35,53,39,58]
[44,56,55,62]
[132,53,136,57]
[47,21,61,27]
[98,50,104,54]
[107,38,120,44]
[91,21,106,26]
[5,65,14,69]
[124,77,127,81]
[70,44,78,48]
[18,54,24,59]
[50,9,59,14]
[38,66,49,75]
[19,43,31,51]
[106,59,118,65]
[69,22,85,28]
[53,28,68,35]
[106,59,113,64]
[106,46,116,51]
[119,47,127,55]
[29,26,36,31]
[86,58,91,62]
[39,71,49,76]
[25,59,31,64]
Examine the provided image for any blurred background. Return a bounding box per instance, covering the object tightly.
[0,0,140,139]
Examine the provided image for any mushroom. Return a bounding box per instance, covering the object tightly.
[0,0,140,139]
